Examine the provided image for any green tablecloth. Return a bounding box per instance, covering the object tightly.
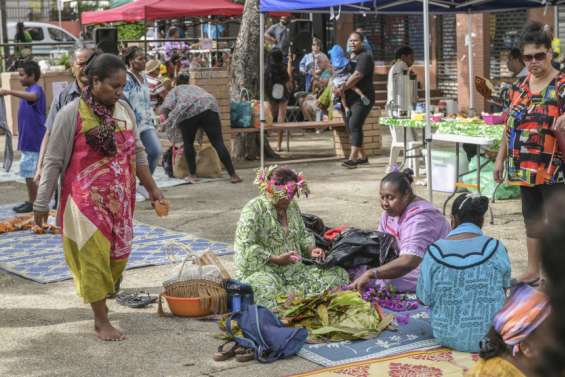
[380,117,504,140]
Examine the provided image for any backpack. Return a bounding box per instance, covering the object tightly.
[225,305,308,363]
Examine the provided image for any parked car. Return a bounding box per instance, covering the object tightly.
[7,21,79,56]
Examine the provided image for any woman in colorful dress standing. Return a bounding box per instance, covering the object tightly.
[33,53,166,341]
[494,22,565,286]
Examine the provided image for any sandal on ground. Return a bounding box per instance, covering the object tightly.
[116,291,157,308]
[184,176,199,184]
[213,341,239,362]
[235,347,255,362]
[230,175,242,184]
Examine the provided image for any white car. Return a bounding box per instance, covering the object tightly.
[7,21,80,56]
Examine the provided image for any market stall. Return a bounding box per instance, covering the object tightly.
[81,0,244,24]
[259,0,559,200]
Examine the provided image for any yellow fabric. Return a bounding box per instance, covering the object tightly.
[465,357,526,377]
[62,197,128,304]
[79,99,135,133]
[291,348,476,377]
[64,232,127,304]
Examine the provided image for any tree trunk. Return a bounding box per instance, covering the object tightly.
[230,0,277,160]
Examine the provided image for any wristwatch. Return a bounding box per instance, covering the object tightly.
[372,269,378,280]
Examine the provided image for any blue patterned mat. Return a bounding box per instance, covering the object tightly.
[298,306,439,367]
[0,205,234,283]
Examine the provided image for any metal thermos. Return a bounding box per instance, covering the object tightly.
[391,70,417,118]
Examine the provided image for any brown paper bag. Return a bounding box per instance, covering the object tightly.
[172,144,189,178]
[196,143,223,178]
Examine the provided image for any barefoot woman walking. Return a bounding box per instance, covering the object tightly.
[33,54,166,341]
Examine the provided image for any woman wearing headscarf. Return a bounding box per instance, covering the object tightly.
[33,53,166,341]
[234,166,349,309]
[466,284,551,377]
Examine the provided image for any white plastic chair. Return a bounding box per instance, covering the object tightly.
[387,125,425,177]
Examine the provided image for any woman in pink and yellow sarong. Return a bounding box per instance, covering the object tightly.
[34,54,166,341]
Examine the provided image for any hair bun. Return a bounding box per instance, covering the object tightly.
[402,168,415,184]
[472,196,490,216]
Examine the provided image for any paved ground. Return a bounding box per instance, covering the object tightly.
[0,133,527,377]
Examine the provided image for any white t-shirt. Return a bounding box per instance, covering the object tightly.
[387,59,410,106]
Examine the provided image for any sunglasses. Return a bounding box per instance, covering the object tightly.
[522,51,548,63]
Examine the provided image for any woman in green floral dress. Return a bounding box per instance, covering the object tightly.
[234,166,349,309]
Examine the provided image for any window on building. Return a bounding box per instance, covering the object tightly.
[354,14,424,62]
[489,10,528,81]
[436,15,458,99]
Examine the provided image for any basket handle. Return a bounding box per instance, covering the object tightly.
[240,88,251,102]
[175,253,203,282]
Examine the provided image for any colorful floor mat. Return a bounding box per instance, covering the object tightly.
[0,205,234,283]
[298,306,440,367]
[293,348,477,377]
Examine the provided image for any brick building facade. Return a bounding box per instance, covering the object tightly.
[337,8,556,114]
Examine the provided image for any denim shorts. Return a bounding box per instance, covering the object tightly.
[19,151,39,178]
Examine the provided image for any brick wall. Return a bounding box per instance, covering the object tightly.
[332,109,383,158]
[188,68,232,147]
[456,14,490,114]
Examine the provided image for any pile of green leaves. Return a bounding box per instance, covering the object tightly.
[275,290,393,343]
[437,121,504,140]
[116,22,145,41]
[380,117,429,129]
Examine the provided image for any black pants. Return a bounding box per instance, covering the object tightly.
[178,110,236,176]
[347,101,372,147]
[520,184,565,238]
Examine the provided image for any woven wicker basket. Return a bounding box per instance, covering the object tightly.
[158,244,229,317]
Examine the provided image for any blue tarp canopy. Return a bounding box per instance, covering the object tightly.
[260,0,563,13]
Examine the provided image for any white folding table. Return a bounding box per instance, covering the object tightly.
[432,132,497,223]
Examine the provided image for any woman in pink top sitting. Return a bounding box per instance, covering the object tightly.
[351,168,450,292]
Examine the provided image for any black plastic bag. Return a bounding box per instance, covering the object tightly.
[162,146,174,178]
[322,228,399,269]
[302,213,331,250]
[302,213,327,235]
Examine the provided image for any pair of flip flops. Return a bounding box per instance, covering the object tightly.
[213,341,255,362]
[116,291,158,308]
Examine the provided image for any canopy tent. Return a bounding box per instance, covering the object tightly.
[260,0,564,13]
[81,0,244,25]
[258,0,559,200]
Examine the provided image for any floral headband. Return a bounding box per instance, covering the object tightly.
[255,165,310,202]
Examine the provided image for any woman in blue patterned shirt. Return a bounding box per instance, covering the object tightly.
[417,193,511,352]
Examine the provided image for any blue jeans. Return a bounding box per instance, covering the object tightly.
[140,128,162,174]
